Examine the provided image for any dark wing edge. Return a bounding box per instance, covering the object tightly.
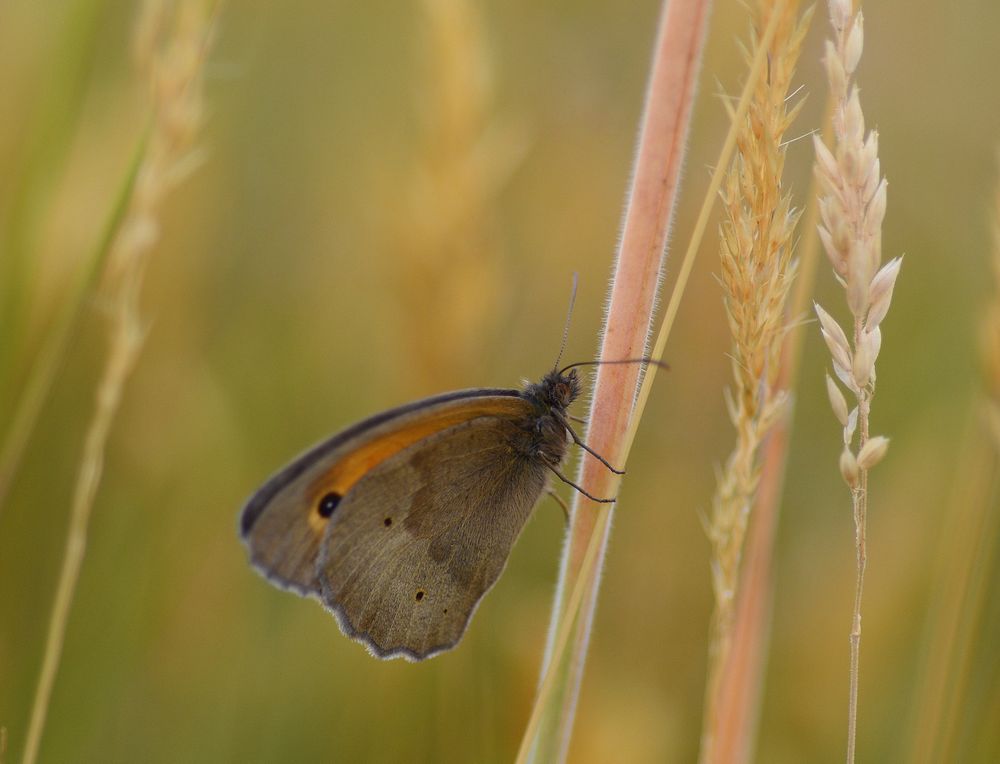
[323,600,454,662]
[322,526,513,662]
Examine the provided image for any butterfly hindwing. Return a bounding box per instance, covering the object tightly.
[316,415,550,660]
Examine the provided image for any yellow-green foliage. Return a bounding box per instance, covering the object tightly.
[0,1,997,762]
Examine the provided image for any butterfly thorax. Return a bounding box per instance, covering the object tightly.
[517,369,581,466]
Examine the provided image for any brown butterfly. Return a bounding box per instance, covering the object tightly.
[240,278,663,660]
[239,358,632,661]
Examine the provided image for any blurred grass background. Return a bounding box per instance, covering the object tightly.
[1,0,998,762]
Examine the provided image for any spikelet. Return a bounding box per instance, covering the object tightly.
[814,0,901,464]
[812,1,901,759]
[709,0,810,636]
[700,0,811,760]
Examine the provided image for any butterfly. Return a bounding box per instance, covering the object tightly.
[239,361,624,661]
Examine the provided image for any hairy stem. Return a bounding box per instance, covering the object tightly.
[518,1,712,761]
[516,5,787,761]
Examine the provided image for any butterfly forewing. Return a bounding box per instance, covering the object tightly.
[317,415,549,660]
[240,390,526,595]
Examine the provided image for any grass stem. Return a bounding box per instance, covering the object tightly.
[518,4,783,760]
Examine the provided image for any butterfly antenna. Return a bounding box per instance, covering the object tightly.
[553,272,579,371]
[558,357,670,375]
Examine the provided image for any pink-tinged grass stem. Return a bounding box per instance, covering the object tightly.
[517,3,786,760]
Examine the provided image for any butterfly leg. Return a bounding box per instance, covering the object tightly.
[547,466,616,504]
[559,420,625,475]
[546,489,570,524]
[567,414,587,424]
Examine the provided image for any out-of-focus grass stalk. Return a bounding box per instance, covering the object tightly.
[0,0,144,510]
[903,157,1000,763]
[516,5,784,761]
[399,1,524,752]
[699,2,810,761]
[903,404,999,763]
[393,0,525,390]
[0,0,107,387]
[0,134,146,512]
[21,4,217,762]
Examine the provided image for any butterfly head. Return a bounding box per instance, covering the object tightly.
[525,368,581,415]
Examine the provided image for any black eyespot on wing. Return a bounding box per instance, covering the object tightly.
[317,492,342,518]
[415,590,425,601]
[384,517,392,527]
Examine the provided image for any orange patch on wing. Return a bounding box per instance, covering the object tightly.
[305,397,527,531]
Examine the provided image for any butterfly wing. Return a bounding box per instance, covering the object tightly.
[240,390,527,597]
[315,414,550,660]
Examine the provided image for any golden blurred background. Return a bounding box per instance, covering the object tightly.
[1,0,998,761]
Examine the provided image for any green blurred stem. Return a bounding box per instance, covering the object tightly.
[905,402,1000,762]
[0,0,109,388]
[0,131,148,512]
